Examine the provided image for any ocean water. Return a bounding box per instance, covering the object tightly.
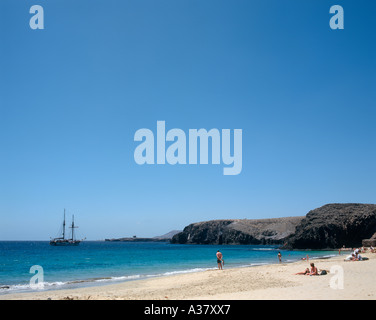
[0,241,338,295]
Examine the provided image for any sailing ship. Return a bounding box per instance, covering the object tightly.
[50,209,85,246]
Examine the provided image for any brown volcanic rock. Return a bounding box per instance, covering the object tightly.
[171,204,376,248]
[285,203,376,249]
[171,217,303,245]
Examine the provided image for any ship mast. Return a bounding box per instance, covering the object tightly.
[70,215,79,241]
[62,209,66,240]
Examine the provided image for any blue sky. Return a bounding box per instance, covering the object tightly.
[1,0,375,240]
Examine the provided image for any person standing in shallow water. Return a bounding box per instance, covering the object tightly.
[278,252,282,263]
[216,250,223,270]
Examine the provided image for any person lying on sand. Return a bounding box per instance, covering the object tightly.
[295,263,319,276]
[294,268,310,275]
[344,253,355,261]
[344,253,367,261]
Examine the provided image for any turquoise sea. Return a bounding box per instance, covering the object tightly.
[0,241,338,295]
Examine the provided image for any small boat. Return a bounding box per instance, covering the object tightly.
[50,209,85,246]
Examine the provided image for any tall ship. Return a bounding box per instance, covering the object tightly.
[50,209,85,246]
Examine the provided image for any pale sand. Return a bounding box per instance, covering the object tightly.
[2,253,376,300]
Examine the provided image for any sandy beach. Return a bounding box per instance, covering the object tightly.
[2,252,375,300]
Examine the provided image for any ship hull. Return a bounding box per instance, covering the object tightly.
[50,211,84,246]
[49,240,80,246]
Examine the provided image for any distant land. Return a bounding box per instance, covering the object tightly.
[105,230,182,242]
[153,230,183,239]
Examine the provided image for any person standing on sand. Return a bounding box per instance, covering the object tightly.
[216,250,223,270]
[301,254,309,262]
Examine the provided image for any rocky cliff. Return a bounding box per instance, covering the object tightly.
[284,203,376,249]
[171,217,304,245]
[171,203,376,249]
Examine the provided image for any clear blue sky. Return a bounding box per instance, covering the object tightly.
[1,0,375,240]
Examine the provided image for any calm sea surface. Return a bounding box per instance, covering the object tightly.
[0,241,338,294]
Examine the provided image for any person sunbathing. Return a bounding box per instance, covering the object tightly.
[308,263,319,275]
[295,263,322,276]
[295,268,310,275]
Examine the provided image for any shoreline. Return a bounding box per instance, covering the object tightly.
[0,245,340,296]
[0,249,339,296]
[2,251,375,300]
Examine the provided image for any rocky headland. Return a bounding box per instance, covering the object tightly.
[171,203,376,249]
[171,217,303,245]
[284,203,376,249]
